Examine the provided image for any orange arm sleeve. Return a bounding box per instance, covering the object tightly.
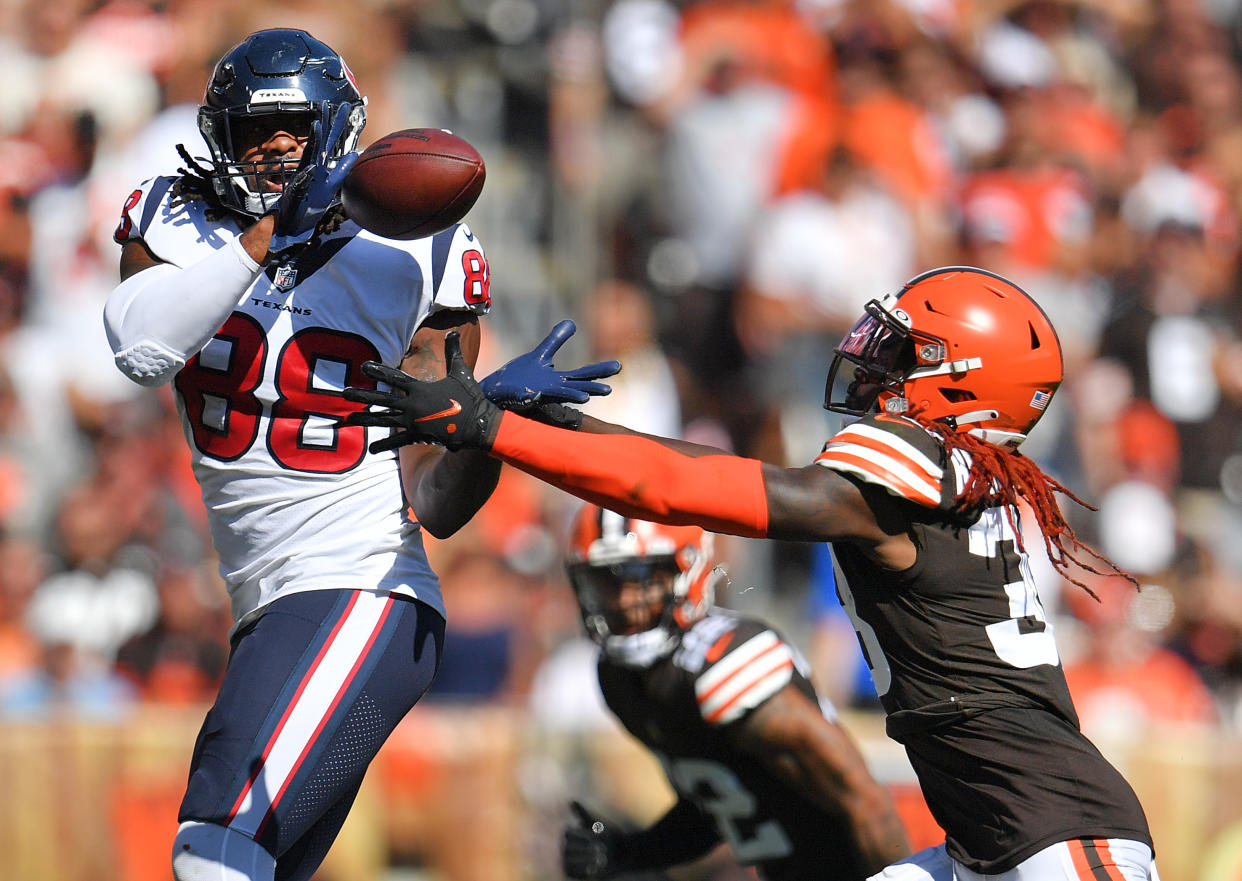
[490,412,770,538]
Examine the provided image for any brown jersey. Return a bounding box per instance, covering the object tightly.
[819,415,1152,872]
[598,613,874,881]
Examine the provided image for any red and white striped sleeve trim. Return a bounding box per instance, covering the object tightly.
[814,421,942,506]
[694,630,794,725]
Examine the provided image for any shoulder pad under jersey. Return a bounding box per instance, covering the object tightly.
[814,414,954,509]
[113,175,239,266]
[689,616,795,726]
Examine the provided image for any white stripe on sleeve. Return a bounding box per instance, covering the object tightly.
[695,631,794,725]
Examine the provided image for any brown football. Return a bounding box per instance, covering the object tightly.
[341,128,486,240]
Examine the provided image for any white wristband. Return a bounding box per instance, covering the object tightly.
[104,236,263,386]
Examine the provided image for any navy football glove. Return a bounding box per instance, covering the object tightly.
[480,320,620,431]
[562,801,631,880]
[481,319,620,405]
[268,101,358,261]
[343,332,500,453]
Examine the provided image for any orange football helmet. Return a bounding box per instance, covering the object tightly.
[566,504,721,665]
[825,266,1063,447]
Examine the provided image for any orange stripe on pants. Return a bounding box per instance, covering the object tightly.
[1071,839,1126,881]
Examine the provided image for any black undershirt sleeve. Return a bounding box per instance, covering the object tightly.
[616,797,721,871]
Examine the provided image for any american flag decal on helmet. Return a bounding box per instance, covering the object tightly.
[815,417,943,507]
[694,630,793,724]
[1030,390,1052,411]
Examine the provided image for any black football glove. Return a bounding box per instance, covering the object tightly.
[342,331,501,453]
[479,320,620,431]
[562,801,631,880]
[268,101,359,261]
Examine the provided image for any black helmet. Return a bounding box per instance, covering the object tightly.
[197,28,367,217]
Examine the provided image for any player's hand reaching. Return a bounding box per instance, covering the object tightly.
[480,319,621,430]
[268,101,358,261]
[562,801,631,880]
[343,331,501,453]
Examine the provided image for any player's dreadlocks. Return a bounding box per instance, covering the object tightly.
[925,420,1136,599]
[171,144,229,221]
[170,143,348,233]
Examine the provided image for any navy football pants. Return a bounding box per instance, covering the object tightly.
[178,589,444,881]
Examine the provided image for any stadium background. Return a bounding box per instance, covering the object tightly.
[5,0,1242,879]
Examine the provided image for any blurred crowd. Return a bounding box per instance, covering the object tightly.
[2,0,1242,774]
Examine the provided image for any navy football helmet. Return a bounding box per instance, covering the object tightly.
[197,28,367,218]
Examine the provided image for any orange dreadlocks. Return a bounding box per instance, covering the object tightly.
[924,421,1137,599]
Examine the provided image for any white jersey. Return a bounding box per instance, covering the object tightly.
[113,175,491,629]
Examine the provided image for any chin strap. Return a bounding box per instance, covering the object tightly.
[936,409,1026,449]
[950,408,1000,427]
[966,427,1026,448]
[602,627,678,668]
[907,357,983,379]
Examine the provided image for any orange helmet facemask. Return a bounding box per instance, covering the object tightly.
[824,266,1063,447]
[566,505,722,666]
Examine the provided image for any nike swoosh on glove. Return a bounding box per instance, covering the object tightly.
[342,331,501,453]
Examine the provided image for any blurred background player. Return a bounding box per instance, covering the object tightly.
[102,28,615,881]
[343,266,1161,881]
[558,503,910,881]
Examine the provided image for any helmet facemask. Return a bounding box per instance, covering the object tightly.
[199,107,317,216]
[569,557,683,667]
[825,297,956,418]
[566,508,721,667]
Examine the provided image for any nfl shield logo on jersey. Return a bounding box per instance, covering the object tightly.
[273,264,298,291]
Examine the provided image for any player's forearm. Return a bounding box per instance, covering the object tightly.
[762,748,909,872]
[742,690,911,872]
[404,446,501,538]
[782,746,911,871]
[837,780,913,873]
[104,236,264,386]
[238,213,277,264]
[490,412,770,538]
[574,414,735,458]
[617,799,721,871]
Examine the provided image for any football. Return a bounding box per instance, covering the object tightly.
[341,128,486,240]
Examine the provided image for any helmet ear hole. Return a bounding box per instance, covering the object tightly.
[941,388,977,404]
